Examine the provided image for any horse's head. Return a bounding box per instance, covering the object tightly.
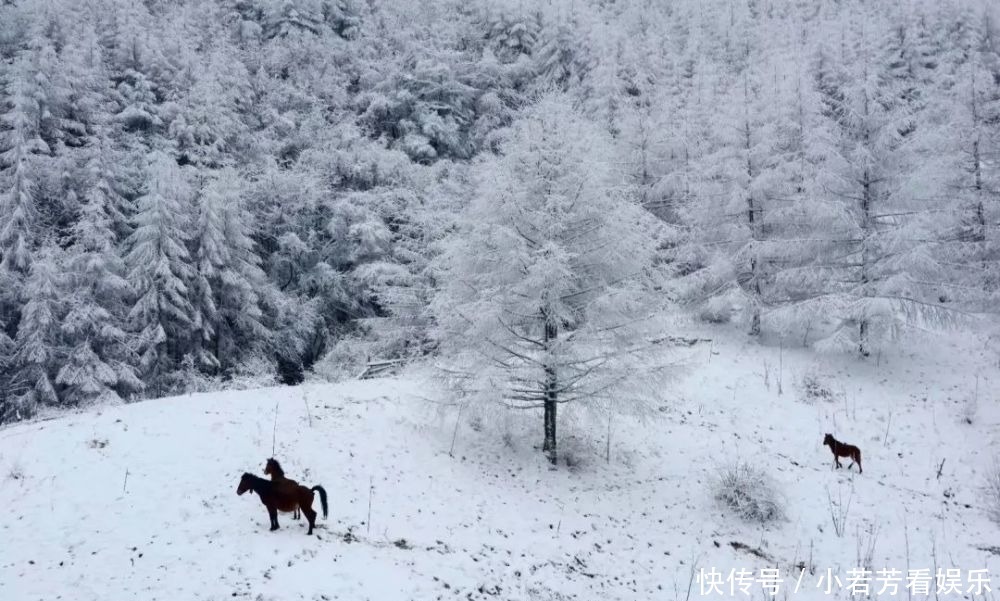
[264,458,283,478]
[237,472,255,495]
[823,433,834,446]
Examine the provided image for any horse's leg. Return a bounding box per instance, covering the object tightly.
[300,491,317,535]
[268,505,279,531]
[303,505,317,535]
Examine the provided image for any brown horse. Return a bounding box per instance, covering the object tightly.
[823,433,863,473]
[237,472,328,534]
[264,458,299,519]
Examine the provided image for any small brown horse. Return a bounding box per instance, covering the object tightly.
[237,472,328,534]
[264,458,299,519]
[823,433,863,473]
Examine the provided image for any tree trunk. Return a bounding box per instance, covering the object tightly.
[541,308,558,465]
[859,171,872,359]
[744,77,762,337]
[971,70,985,244]
[859,319,869,358]
[858,78,873,359]
[543,381,557,465]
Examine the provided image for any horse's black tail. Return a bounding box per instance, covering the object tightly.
[311,485,328,519]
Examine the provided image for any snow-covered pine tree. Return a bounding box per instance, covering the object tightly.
[477,0,538,65]
[264,0,324,39]
[0,51,51,402]
[532,5,595,94]
[12,245,66,416]
[358,49,479,163]
[58,140,141,404]
[909,9,1000,314]
[0,52,50,278]
[806,14,958,356]
[431,95,670,465]
[169,48,251,168]
[752,54,843,345]
[190,168,268,374]
[125,152,195,396]
[105,1,164,139]
[687,59,775,336]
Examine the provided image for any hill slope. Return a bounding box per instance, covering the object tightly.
[2,330,999,600]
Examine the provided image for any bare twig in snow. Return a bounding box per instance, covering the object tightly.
[778,340,783,396]
[302,390,312,428]
[449,403,465,457]
[271,399,279,456]
[883,410,893,446]
[367,476,374,535]
[904,515,912,601]
[826,485,852,537]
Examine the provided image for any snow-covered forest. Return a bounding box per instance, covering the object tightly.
[2,0,999,424]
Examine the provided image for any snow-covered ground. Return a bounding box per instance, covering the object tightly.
[2,329,999,601]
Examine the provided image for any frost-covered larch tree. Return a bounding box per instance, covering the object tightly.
[169,49,251,168]
[431,95,671,465]
[57,131,141,405]
[12,246,65,415]
[125,152,195,395]
[190,168,268,374]
[0,53,49,278]
[920,16,1000,313]
[0,51,51,405]
[807,18,957,356]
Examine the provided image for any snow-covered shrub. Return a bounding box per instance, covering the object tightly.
[559,436,592,472]
[310,335,373,382]
[228,354,279,390]
[961,394,978,425]
[713,461,785,524]
[986,459,1000,527]
[698,294,734,324]
[165,356,222,395]
[798,369,837,404]
[6,463,24,481]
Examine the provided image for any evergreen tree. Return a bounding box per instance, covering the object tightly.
[190,168,268,374]
[807,19,956,356]
[431,95,670,465]
[0,53,49,277]
[125,152,194,395]
[13,246,66,415]
[57,130,140,404]
[169,48,251,168]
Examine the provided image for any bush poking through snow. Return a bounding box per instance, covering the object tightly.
[798,369,837,404]
[698,295,734,324]
[985,459,1000,527]
[6,464,24,481]
[827,485,853,537]
[961,395,978,425]
[714,462,785,524]
[558,436,592,472]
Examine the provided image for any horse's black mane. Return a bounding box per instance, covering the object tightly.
[241,472,271,491]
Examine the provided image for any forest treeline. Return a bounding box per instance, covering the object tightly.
[0,0,997,422]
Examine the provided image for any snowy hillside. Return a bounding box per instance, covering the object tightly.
[3,0,1000,598]
[2,330,998,601]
